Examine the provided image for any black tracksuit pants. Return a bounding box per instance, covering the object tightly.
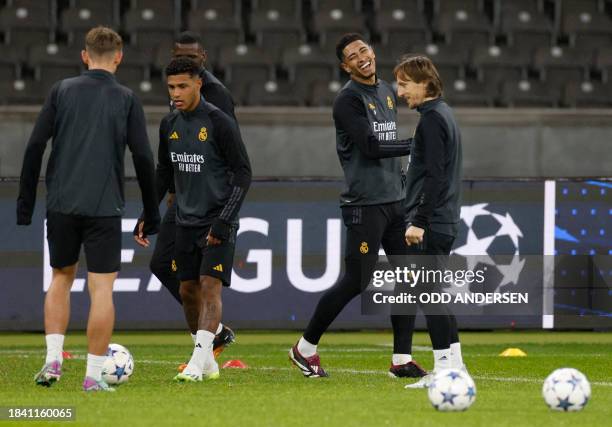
[303,201,416,354]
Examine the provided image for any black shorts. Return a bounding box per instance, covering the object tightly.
[175,224,237,286]
[46,211,121,273]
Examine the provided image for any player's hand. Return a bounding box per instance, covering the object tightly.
[206,230,222,246]
[134,220,150,248]
[167,192,175,208]
[405,225,424,246]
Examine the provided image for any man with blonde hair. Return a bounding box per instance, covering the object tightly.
[17,26,159,392]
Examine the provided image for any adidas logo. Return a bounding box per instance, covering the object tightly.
[196,343,202,348]
[439,355,448,360]
[169,131,179,139]
[213,264,223,272]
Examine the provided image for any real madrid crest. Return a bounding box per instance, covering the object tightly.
[198,127,208,142]
[387,96,394,109]
[360,242,369,254]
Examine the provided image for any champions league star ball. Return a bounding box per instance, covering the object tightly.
[102,343,134,385]
[542,368,591,411]
[427,369,476,411]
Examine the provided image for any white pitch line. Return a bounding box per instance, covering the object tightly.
[4,352,612,387]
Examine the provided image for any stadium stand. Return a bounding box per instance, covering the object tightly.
[218,43,276,104]
[373,0,430,52]
[499,79,559,107]
[308,79,342,106]
[282,43,338,104]
[498,0,555,51]
[186,0,243,62]
[472,45,529,91]
[0,0,53,50]
[60,0,117,45]
[408,42,468,86]
[533,45,592,90]
[122,0,178,50]
[595,46,612,82]
[245,80,303,106]
[1,0,611,107]
[432,0,493,46]
[443,78,494,107]
[563,80,612,107]
[560,0,612,49]
[249,0,306,61]
[28,42,83,88]
[311,0,367,47]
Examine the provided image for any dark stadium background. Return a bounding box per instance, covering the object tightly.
[0,0,610,331]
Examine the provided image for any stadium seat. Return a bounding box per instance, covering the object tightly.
[498,0,554,52]
[311,1,366,47]
[563,81,612,108]
[595,46,612,82]
[250,0,306,62]
[443,78,494,107]
[0,49,21,81]
[533,46,592,89]
[308,79,343,106]
[499,79,559,107]
[0,0,52,49]
[373,44,406,82]
[124,78,168,105]
[282,44,337,88]
[472,45,529,90]
[28,43,83,88]
[0,78,46,105]
[373,0,429,52]
[186,0,243,60]
[245,80,303,106]
[409,43,468,84]
[314,0,361,13]
[60,0,117,45]
[560,0,612,49]
[432,0,493,46]
[123,0,178,50]
[218,44,276,104]
[115,45,152,86]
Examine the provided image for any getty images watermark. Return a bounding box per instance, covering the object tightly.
[361,255,565,316]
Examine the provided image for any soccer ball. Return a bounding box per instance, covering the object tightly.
[542,368,591,411]
[427,369,476,411]
[102,343,134,385]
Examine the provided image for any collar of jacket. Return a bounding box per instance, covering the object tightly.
[417,96,443,114]
[181,97,206,118]
[351,76,380,92]
[83,69,116,80]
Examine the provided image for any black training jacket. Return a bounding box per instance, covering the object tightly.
[404,97,462,236]
[157,99,251,240]
[155,68,238,203]
[17,69,159,227]
[333,78,411,207]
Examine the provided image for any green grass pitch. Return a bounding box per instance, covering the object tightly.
[0,331,610,427]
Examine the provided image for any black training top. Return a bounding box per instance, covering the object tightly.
[156,68,237,203]
[17,69,159,228]
[333,78,411,207]
[404,97,462,236]
[157,99,251,239]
